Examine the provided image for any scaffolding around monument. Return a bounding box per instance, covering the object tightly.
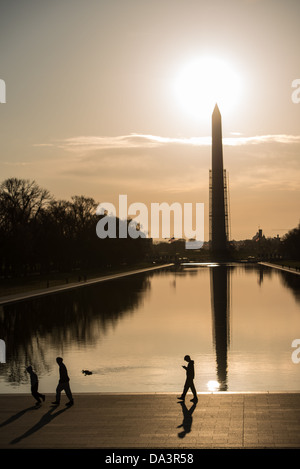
[209,169,231,246]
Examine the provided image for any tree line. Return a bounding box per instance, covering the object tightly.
[0,178,150,278]
[0,177,298,278]
[280,223,300,261]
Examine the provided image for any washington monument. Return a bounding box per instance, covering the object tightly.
[209,104,229,255]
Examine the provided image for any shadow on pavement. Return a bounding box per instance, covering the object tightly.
[10,404,71,445]
[177,401,197,438]
[0,405,38,428]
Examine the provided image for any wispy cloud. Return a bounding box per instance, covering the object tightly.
[44,134,211,152]
[224,134,300,146]
[34,133,300,153]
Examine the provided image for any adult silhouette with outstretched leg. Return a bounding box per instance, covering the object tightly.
[177,355,198,403]
[26,366,45,406]
[52,357,74,407]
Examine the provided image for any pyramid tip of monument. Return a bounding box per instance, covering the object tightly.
[213,103,221,114]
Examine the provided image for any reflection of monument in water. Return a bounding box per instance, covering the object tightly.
[209,104,230,257]
[210,265,231,391]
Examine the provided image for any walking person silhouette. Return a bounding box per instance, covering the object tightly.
[177,355,198,403]
[26,366,45,406]
[52,357,74,407]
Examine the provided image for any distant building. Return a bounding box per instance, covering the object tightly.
[252,229,264,242]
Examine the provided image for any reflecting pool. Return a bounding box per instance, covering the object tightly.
[0,263,299,393]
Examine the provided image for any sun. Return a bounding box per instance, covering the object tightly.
[173,56,242,120]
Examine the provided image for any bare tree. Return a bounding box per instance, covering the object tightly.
[0,178,52,228]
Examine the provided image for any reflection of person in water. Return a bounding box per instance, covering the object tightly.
[26,366,45,406]
[177,401,197,438]
[52,357,74,407]
[177,355,198,403]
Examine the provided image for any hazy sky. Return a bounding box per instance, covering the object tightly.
[0,0,299,240]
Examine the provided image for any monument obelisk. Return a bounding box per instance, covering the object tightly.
[210,104,228,255]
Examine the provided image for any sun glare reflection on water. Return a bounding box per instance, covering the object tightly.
[207,380,221,392]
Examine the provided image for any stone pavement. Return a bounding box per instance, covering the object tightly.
[0,392,300,449]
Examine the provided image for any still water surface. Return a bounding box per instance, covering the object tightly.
[0,264,299,393]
